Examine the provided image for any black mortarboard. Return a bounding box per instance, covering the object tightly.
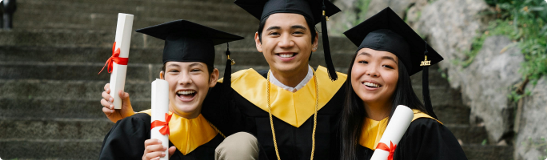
[136,19,243,67]
[343,7,443,118]
[136,19,244,92]
[234,0,341,81]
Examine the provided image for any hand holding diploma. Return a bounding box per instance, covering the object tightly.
[98,13,134,109]
[370,105,414,160]
[100,83,135,123]
[149,79,171,160]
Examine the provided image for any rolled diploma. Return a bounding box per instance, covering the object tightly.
[370,105,414,160]
[110,13,134,109]
[151,79,169,160]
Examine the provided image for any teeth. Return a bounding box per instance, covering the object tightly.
[363,82,379,88]
[279,53,294,58]
[177,90,196,95]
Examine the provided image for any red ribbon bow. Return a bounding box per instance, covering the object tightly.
[376,141,397,160]
[151,113,172,135]
[98,42,129,74]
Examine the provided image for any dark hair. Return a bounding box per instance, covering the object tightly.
[257,15,317,44]
[339,50,429,160]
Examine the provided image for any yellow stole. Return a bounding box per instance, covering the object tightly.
[141,109,219,155]
[229,66,347,128]
[359,109,442,150]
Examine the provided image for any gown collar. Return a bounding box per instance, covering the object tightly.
[142,109,219,155]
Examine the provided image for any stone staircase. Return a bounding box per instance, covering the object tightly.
[0,0,512,159]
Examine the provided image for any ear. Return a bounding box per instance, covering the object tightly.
[254,32,263,52]
[311,31,319,52]
[159,71,165,80]
[209,68,219,87]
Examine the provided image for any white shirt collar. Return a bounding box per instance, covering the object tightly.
[269,66,313,92]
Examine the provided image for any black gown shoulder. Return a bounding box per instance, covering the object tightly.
[356,118,467,160]
[99,113,223,160]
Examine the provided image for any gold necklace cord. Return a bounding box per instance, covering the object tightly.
[266,70,319,160]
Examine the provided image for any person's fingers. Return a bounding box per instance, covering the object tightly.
[102,91,113,103]
[104,83,110,92]
[168,146,176,158]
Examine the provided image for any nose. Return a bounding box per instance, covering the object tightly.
[178,72,193,85]
[278,34,294,48]
[366,66,379,77]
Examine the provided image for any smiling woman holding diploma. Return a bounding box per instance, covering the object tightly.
[339,8,467,160]
[98,20,243,160]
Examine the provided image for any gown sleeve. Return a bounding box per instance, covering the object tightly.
[99,113,151,160]
[394,118,468,160]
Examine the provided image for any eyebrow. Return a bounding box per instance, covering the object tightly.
[358,52,398,64]
[291,25,307,30]
[189,62,205,68]
[266,26,281,31]
[266,25,308,31]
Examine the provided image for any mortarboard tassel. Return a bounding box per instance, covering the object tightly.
[224,43,233,92]
[421,44,438,119]
[321,0,338,81]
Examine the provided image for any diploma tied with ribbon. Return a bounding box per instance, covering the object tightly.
[151,79,170,160]
[99,13,134,109]
[370,105,414,160]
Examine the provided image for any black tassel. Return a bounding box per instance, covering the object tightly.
[321,2,337,81]
[224,43,232,96]
[422,46,437,119]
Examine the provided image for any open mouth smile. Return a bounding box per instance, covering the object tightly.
[176,90,196,102]
[362,81,381,88]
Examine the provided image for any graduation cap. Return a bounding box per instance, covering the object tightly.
[136,19,244,90]
[234,0,341,81]
[343,7,443,119]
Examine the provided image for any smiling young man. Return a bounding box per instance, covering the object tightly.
[100,0,347,159]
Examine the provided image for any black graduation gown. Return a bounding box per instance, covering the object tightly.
[99,113,224,160]
[202,66,346,160]
[356,118,468,160]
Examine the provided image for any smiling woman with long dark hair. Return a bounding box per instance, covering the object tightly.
[339,7,467,160]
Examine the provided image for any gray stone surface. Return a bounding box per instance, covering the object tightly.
[515,77,547,160]
[415,0,520,143]
[415,0,491,67]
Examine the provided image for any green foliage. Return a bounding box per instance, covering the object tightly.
[481,139,488,145]
[353,0,372,27]
[477,0,547,83]
[521,137,547,159]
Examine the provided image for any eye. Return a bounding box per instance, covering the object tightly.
[191,68,202,72]
[268,31,280,36]
[168,69,179,73]
[358,60,368,64]
[293,31,304,35]
[382,65,394,69]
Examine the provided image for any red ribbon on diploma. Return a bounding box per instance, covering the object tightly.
[376,141,397,160]
[151,113,172,135]
[98,42,129,74]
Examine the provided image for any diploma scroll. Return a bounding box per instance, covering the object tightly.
[370,105,414,160]
[151,79,170,160]
[110,13,134,109]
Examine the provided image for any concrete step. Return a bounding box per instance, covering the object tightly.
[18,0,246,14]
[0,98,152,119]
[0,139,102,160]
[0,29,256,49]
[13,8,258,32]
[445,124,488,144]
[0,118,113,140]
[462,144,513,160]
